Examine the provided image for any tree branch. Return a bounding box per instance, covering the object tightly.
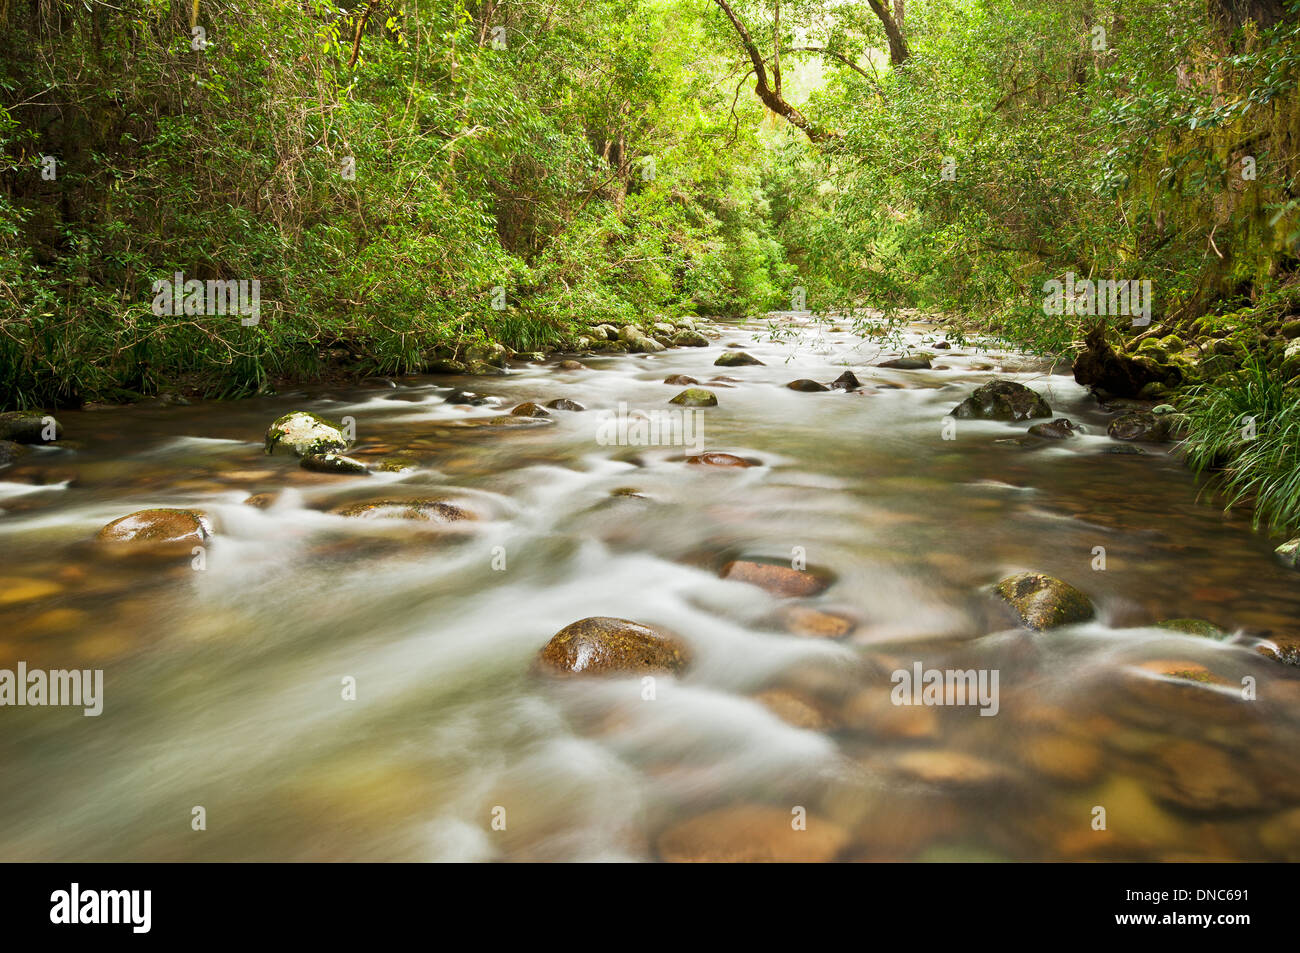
[709,0,842,143]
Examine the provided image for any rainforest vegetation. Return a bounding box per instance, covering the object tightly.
[4,0,1300,529]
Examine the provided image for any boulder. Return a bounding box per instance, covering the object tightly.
[685,452,754,468]
[1027,418,1078,439]
[0,411,61,444]
[878,356,931,370]
[1107,411,1171,443]
[546,398,586,412]
[509,402,551,418]
[950,380,1051,421]
[1072,325,1166,398]
[97,508,212,550]
[992,571,1095,630]
[830,371,861,390]
[536,617,689,676]
[714,351,764,367]
[0,440,29,467]
[669,389,718,407]
[672,330,709,347]
[265,412,349,457]
[301,452,370,475]
[330,499,472,521]
[787,379,830,392]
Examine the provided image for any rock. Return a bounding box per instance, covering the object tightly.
[444,389,491,406]
[842,688,939,740]
[509,402,551,418]
[1107,411,1170,443]
[1072,325,1165,398]
[663,375,699,386]
[786,379,830,392]
[950,380,1052,421]
[829,371,861,390]
[466,360,507,375]
[672,330,709,347]
[1106,444,1147,455]
[992,571,1095,630]
[1027,418,1078,439]
[265,411,349,457]
[426,359,468,374]
[669,388,717,407]
[535,617,688,676]
[777,606,855,639]
[754,690,833,730]
[721,560,830,597]
[330,499,472,521]
[1276,538,1300,568]
[545,398,586,412]
[0,440,29,467]
[877,356,932,370]
[657,805,848,862]
[593,324,619,341]
[934,341,951,349]
[0,577,63,605]
[714,351,764,367]
[618,325,665,353]
[557,360,586,370]
[301,452,369,475]
[465,342,509,367]
[893,750,1004,787]
[97,508,212,549]
[685,452,754,467]
[1150,740,1263,812]
[1019,734,1103,785]
[1154,618,1230,639]
[0,411,61,444]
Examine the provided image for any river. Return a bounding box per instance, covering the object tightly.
[1,314,1297,861]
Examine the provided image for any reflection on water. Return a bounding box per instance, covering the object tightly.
[1,316,1298,862]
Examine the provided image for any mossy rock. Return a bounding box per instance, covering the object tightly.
[0,411,62,444]
[1281,320,1300,340]
[265,411,348,457]
[950,380,1051,421]
[669,388,717,407]
[993,571,1095,630]
[0,440,30,467]
[714,351,764,367]
[330,499,473,521]
[1155,618,1231,640]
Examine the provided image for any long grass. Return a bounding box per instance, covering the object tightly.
[1180,351,1300,533]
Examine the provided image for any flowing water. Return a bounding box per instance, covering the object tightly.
[2,315,1298,862]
